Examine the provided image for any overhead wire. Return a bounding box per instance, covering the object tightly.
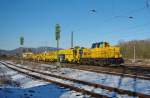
[75,0,149,32]
[104,23,150,40]
[69,0,150,45]
[107,21,150,33]
[101,0,150,39]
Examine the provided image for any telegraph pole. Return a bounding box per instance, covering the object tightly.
[71,31,74,48]
[133,45,136,63]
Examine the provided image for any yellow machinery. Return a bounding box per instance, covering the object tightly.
[45,51,57,62]
[58,49,74,62]
[23,42,124,65]
[80,42,123,65]
[22,52,33,60]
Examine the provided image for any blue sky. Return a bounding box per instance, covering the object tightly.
[0,0,150,50]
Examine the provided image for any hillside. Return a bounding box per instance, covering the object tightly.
[0,47,62,56]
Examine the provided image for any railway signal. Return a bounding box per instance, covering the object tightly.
[19,36,24,64]
[20,36,24,46]
[55,24,61,64]
[55,24,60,41]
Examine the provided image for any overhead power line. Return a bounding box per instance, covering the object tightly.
[107,21,150,33]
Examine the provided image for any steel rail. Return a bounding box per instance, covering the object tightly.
[60,63,150,80]
[1,61,150,98]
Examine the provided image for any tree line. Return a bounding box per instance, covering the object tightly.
[118,39,150,59]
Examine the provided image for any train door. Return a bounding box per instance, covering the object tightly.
[59,54,65,62]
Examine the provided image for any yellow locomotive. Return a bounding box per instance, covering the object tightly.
[80,42,123,65]
[23,42,124,65]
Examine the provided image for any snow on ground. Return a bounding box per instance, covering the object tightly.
[59,68,150,95]
[21,63,150,96]
[0,62,92,98]
[2,61,150,97]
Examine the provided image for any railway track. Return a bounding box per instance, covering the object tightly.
[59,63,150,80]
[69,66,150,80]
[28,61,150,80]
[1,61,150,98]
[13,60,150,80]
